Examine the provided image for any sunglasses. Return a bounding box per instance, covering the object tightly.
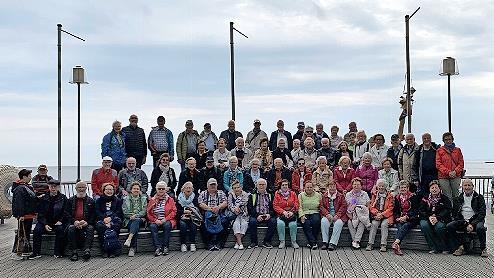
[157,188,166,191]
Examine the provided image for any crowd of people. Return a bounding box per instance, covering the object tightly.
[10,115,488,261]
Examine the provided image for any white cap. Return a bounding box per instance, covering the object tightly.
[102,156,113,162]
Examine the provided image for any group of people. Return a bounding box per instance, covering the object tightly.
[10,116,488,261]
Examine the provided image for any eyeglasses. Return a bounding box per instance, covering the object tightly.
[298,163,305,166]
[157,188,166,191]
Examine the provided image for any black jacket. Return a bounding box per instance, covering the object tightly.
[95,195,123,221]
[65,195,96,226]
[122,125,147,158]
[242,170,262,194]
[150,166,178,196]
[199,166,223,192]
[247,191,275,218]
[272,148,293,166]
[269,130,293,151]
[393,193,421,224]
[313,131,329,149]
[451,192,486,226]
[12,182,37,218]
[178,168,202,195]
[419,194,452,223]
[265,167,292,193]
[37,192,69,226]
[219,130,243,151]
[333,150,353,166]
[317,147,336,168]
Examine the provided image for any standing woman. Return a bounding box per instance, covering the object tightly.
[101,120,127,172]
[150,153,177,197]
[436,132,464,203]
[193,140,211,169]
[366,179,394,252]
[355,152,378,196]
[12,169,36,260]
[213,138,231,171]
[122,181,148,257]
[345,177,371,249]
[273,179,300,249]
[95,183,124,258]
[227,181,250,249]
[352,130,369,167]
[147,181,177,256]
[298,182,322,249]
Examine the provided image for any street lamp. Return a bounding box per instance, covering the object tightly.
[229,22,248,121]
[70,66,88,182]
[405,7,420,133]
[439,57,459,132]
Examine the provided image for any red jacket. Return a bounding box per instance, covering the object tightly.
[146,196,177,228]
[319,191,348,222]
[369,192,394,225]
[436,146,464,179]
[91,168,118,196]
[291,167,313,193]
[273,191,299,217]
[333,166,355,193]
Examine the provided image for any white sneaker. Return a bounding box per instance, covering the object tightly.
[291,242,300,249]
[124,238,132,247]
[181,244,187,252]
[238,244,244,250]
[352,241,360,249]
[128,248,135,257]
[234,243,239,249]
[11,254,24,261]
[278,241,285,249]
[190,244,196,252]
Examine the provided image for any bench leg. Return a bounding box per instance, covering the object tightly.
[0,218,4,225]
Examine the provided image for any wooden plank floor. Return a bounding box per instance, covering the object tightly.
[1,214,493,278]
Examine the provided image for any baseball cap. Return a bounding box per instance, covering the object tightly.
[102,156,113,162]
[206,156,214,162]
[297,121,305,128]
[38,164,48,170]
[254,119,261,124]
[207,178,218,186]
[391,134,399,140]
[204,122,211,128]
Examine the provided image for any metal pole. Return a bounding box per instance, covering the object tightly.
[230,22,235,121]
[405,15,411,133]
[77,82,81,182]
[447,74,451,133]
[57,24,62,181]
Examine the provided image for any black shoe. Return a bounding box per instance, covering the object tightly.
[328,244,336,251]
[54,254,63,258]
[311,243,318,250]
[213,245,220,251]
[321,243,328,250]
[28,253,41,260]
[70,253,79,262]
[248,242,258,249]
[262,242,273,249]
[82,250,91,261]
[208,245,215,251]
[109,254,115,258]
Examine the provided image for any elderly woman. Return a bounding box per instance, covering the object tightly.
[298,182,322,249]
[312,156,333,193]
[378,158,400,196]
[147,181,177,256]
[291,158,313,194]
[355,152,378,195]
[254,137,273,173]
[243,158,262,194]
[247,178,277,248]
[291,139,303,164]
[366,179,394,252]
[223,156,244,192]
[436,132,464,203]
[150,153,177,197]
[101,120,127,172]
[213,138,231,171]
[266,158,292,193]
[369,134,388,169]
[391,181,421,255]
[333,141,353,167]
[273,179,300,249]
[302,137,318,170]
[346,178,371,249]
[122,181,148,257]
[95,183,124,258]
[419,180,452,254]
[227,181,250,249]
[352,130,369,167]
[177,182,201,252]
[320,181,348,250]
[333,156,355,195]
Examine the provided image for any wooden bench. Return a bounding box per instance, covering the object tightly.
[34,224,484,256]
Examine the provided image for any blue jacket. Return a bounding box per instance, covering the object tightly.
[101,130,127,166]
[223,168,244,193]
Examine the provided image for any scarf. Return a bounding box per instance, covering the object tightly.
[279,188,290,199]
[398,192,412,216]
[376,192,387,211]
[178,192,196,208]
[350,190,364,206]
[158,164,170,185]
[444,143,456,152]
[427,193,441,209]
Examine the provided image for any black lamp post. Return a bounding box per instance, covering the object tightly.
[70,66,88,182]
[229,22,248,121]
[405,7,420,133]
[440,57,459,132]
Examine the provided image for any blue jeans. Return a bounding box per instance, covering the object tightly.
[277,218,297,242]
[149,221,172,249]
[395,221,416,241]
[248,216,277,244]
[179,219,197,244]
[302,213,321,245]
[420,220,449,252]
[127,218,144,248]
[321,218,344,246]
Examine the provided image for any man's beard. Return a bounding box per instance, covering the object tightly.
[76,192,87,198]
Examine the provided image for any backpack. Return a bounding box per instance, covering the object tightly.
[103,229,121,254]
[204,211,224,234]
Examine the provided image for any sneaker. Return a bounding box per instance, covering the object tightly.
[428,250,437,254]
[380,244,387,252]
[292,242,300,249]
[234,243,239,250]
[162,247,169,255]
[124,238,132,247]
[28,254,41,260]
[328,244,336,251]
[248,242,258,249]
[154,248,162,256]
[54,254,63,258]
[208,245,215,251]
[109,254,116,258]
[238,244,244,250]
[352,241,360,249]
[82,250,91,261]
[366,244,373,251]
[262,242,273,249]
[321,243,328,250]
[70,252,79,261]
[481,248,488,258]
[181,244,187,252]
[12,254,24,261]
[453,245,464,256]
[278,241,285,249]
[306,243,313,249]
[213,245,220,251]
[311,243,318,250]
[190,244,196,252]
[392,242,403,256]
[128,248,135,257]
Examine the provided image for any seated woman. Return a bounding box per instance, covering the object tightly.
[419,180,452,254]
[333,156,355,195]
[150,153,178,197]
[273,179,300,249]
[345,177,371,249]
[320,181,348,251]
[298,181,321,249]
[227,181,250,250]
[312,156,333,192]
[366,179,394,252]
[378,158,400,196]
[177,181,201,252]
[391,181,421,255]
[122,181,148,257]
[253,137,273,173]
[291,158,313,195]
[95,182,124,258]
[147,181,177,256]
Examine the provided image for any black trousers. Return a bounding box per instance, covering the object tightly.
[66,224,95,252]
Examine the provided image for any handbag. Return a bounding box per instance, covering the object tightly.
[204,211,224,234]
[15,220,32,256]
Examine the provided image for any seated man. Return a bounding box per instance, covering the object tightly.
[265,158,292,193]
[91,156,118,199]
[31,179,68,259]
[247,178,276,249]
[118,157,149,196]
[447,179,488,257]
[65,181,96,261]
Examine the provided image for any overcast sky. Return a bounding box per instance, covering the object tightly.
[1,1,493,167]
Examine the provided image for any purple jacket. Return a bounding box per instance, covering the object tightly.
[355,164,378,192]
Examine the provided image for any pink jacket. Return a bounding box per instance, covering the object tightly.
[355,164,378,193]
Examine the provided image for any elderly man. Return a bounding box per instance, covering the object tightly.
[329,126,343,150]
[101,120,126,172]
[302,137,318,170]
[317,138,336,169]
[230,137,253,170]
[313,123,329,149]
[266,158,292,193]
[269,120,293,151]
[247,178,276,249]
[198,178,229,251]
[30,180,67,259]
[415,133,439,196]
[66,181,96,261]
[122,114,147,168]
[387,134,403,171]
[118,157,149,196]
[91,156,118,199]
[178,157,201,196]
[31,164,53,196]
[447,179,487,257]
[200,123,218,152]
[219,120,243,151]
[245,119,268,153]
[272,138,294,169]
[293,122,305,143]
[398,133,419,184]
[148,116,174,168]
[176,120,200,171]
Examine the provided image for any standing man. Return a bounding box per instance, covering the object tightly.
[387,134,403,171]
[313,123,329,150]
[245,119,268,153]
[219,120,243,151]
[101,120,126,172]
[329,126,343,150]
[32,164,53,196]
[118,157,149,196]
[176,120,200,171]
[293,122,305,143]
[343,122,358,143]
[414,133,439,197]
[398,133,419,184]
[122,114,147,168]
[317,138,336,169]
[436,132,464,203]
[200,123,218,152]
[269,120,293,151]
[148,116,174,168]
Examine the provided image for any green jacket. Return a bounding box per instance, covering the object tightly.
[122,195,148,227]
[176,130,200,161]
